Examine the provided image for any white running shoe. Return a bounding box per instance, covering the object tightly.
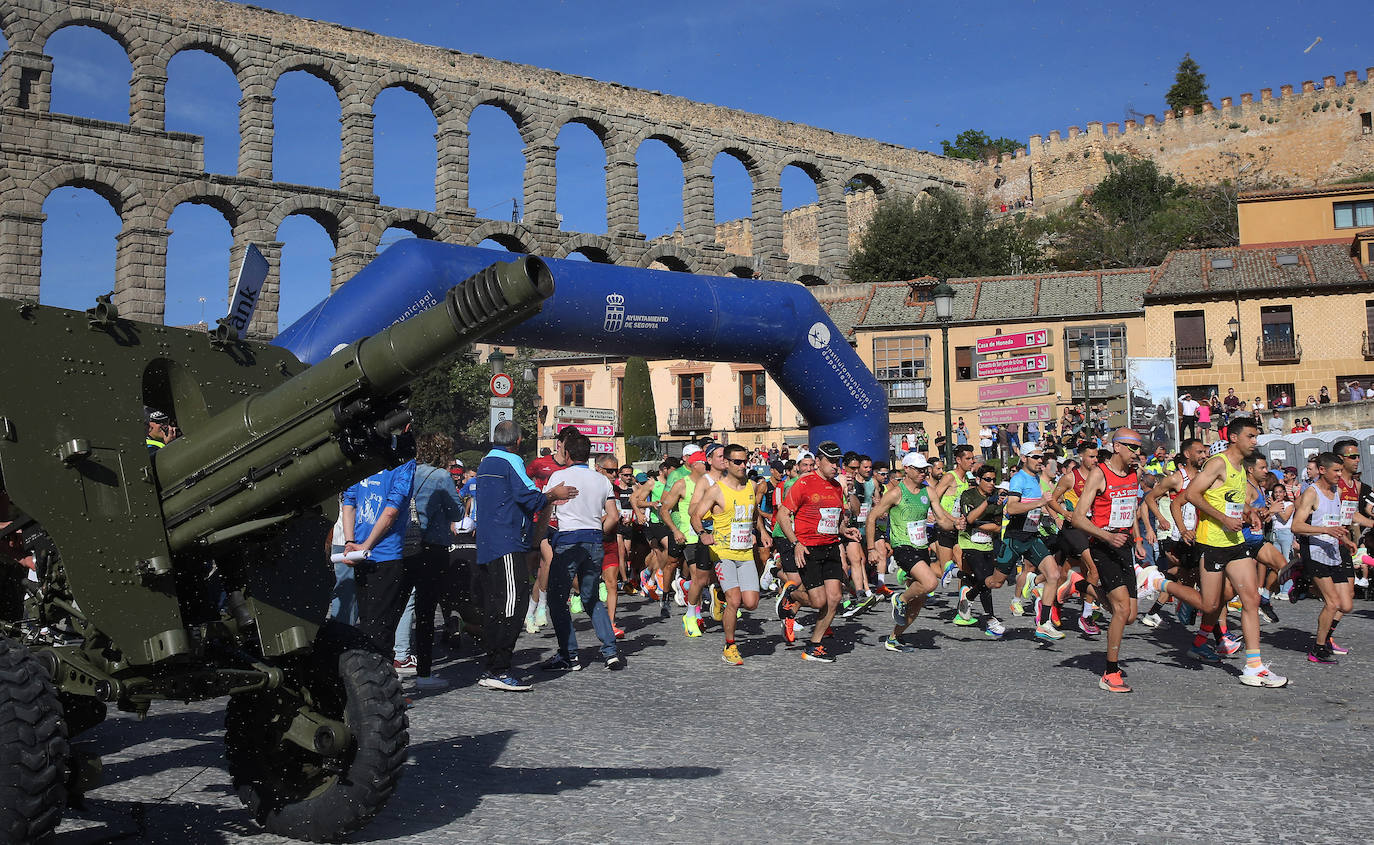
[673,577,687,607]
[1035,621,1066,641]
[524,615,538,634]
[985,616,1007,637]
[1239,663,1288,688]
[1137,612,1163,628]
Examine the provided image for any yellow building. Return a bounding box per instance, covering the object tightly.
[1238,182,1374,264]
[1141,242,1373,405]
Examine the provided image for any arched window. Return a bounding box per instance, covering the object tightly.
[636,138,684,239]
[165,50,241,175]
[273,71,341,188]
[374,87,437,210]
[467,104,525,221]
[555,122,607,234]
[47,25,131,122]
[40,187,120,310]
[164,202,233,327]
[277,214,335,328]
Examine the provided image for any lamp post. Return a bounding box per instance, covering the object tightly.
[1076,331,1095,441]
[932,280,956,464]
[487,347,508,375]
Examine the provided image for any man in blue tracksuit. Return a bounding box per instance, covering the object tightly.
[475,420,578,691]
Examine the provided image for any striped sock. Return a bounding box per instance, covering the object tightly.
[1245,650,1263,670]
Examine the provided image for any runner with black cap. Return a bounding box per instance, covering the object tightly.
[777,440,856,662]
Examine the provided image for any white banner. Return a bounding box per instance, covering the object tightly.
[1126,357,1179,454]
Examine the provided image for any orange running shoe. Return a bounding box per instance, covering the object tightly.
[1098,671,1131,693]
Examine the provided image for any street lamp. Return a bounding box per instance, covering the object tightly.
[932,280,956,464]
[1076,331,1095,440]
[487,348,508,375]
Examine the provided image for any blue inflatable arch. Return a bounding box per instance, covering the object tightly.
[273,242,887,456]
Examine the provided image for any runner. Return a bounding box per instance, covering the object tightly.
[840,453,878,616]
[1141,439,1209,628]
[691,444,763,665]
[777,441,857,662]
[1291,452,1355,664]
[1044,440,1102,630]
[684,443,727,630]
[1330,439,1374,654]
[525,433,572,632]
[659,448,709,636]
[866,452,940,652]
[595,455,631,639]
[1069,428,1150,692]
[952,466,1009,636]
[930,445,976,586]
[999,442,1068,640]
[631,460,674,605]
[1184,417,1287,688]
[773,454,815,644]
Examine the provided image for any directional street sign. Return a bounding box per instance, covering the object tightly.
[977,377,1054,403]
[975,329,1049,355]
[554,405,616,422]
[975,353,1051,380]
[558,422,614,437]
[978,404,1053,425]
[589,440,615,454]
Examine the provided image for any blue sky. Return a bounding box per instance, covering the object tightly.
[28,0,1367,328]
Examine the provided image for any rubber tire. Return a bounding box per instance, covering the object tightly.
[0,637,70,844]
[224,623,408,842]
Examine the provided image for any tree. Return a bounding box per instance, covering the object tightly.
[1166,54,1209,114]
[939,129,1023,161]
[620,356,658,463]
[848,189,1045,283]
[407,346,541,459]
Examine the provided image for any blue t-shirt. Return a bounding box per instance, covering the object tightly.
[341,460,414,562]
[1243,485,1266,545]
[460,478,478,522]
[1005,469,1044,538]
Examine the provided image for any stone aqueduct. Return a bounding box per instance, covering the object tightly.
[0,0,970,335]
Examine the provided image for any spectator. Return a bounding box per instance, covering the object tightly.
[1223,388,1242,414]
[1267,409,1285,435]
[933,430,947,457]
[1178,393,1199,440]
[474,420,577,692]
[1349,381,1366,402]
[1302,416,1313,432]
[1252,396,1265,414]
[342,451,415,659]
[403,432,466,689]
[1197,398,1212,443]
[1282,466,1301,503]
[979,426,995,462]
[1268,484,1295,564]
[1319,385,1332,404]
[1306,394,1319,407]
[1276,391,1291,409]
[956,418,969,446]
[327,496,357,627]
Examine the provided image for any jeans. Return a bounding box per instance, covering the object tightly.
[329,546,358,626]
[549,541,619,660]
[394,588,415,660]
[1271,528,1294,566]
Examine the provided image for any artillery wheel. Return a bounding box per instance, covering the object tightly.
[0,637,70,844]
[224,622,408,842]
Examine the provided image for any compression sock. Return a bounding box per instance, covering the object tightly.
[1329,618,1341,636]
[979,589,994,616]
[1105,660,1120,675]
[1081,601,1096,620]
[1245,650,1263,670]
[1215,621,1228,642]
[1193,623,1214,649]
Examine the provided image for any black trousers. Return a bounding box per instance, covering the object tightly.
[403,544,450,676]
[475,552,531,674]
[355,558,408,658]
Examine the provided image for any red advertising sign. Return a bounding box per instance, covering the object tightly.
[975,353,1050,379]
[557,422,615,438]
[976,329,1050,355]
[978,404,1053,425]
[977,377,1053,403]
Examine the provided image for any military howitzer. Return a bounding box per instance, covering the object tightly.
[0,256,553,842]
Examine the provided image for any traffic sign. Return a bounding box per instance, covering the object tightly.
[490,373,514,397]
[554,405,616,422]
[589,440,615,454]
[490,396,514,408]
[558,422,614,437]
[977,376,1054,403]
[975,353,1051,379]
[488,405,514,439]
[976,329,1049,355]
[978,404,1053,425]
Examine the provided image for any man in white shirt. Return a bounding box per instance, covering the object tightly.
[1179,393,1199,441]
[1268,410,1285,435]
[539,431,624,671]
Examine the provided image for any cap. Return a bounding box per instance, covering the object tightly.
[144,406,171,425]
[704,443,723,458]
[816,441,842,461]
[996,481,1011,491]
[681,445,703,460]
[769,459,786,473]
[452,458,464,468]
[796,450,814,461]
[1018,441,1045,458]
[901,452,930,469]
[635,471,649,483]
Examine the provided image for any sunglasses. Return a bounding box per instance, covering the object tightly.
[1342,453,1360,460]
[979,475,997,482]
[1117,442,1142,453]
[727,458,747,466]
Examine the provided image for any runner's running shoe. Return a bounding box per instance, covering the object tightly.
[1078,616,1101,636]
[1099,671,1131,693]
[1307,644,1338,664]
[710,586,725,621]
[570,595,584,615]
[892,593,907,624]
[673,577,687,607]
[984,617,1006,639]
[775,583,796,619]
[1187,642,1221,662]
[1329,638,1349,655]
[1035,621,1065,641]
[1217,633,1243,656]
[1239,664,1288,688]
[722,644,743,666]
[534,604,549,628]
[782,617,797,644]
[884,636,915,653]
[1137,612,1163,628]
[683,614,702,638]
[1259,602,1279,624]
[1176,603,1196,626]
[801,643,835,662]
[1009,598,1025,617]
[613,626,626,640]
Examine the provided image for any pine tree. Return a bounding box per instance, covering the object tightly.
[1166,54,1209,114]
[620,356,658,463]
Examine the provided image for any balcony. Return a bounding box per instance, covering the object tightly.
[734,405,771,430]
[795,413,809,429]
[667,407,711,432]
[1171,339,1213,368]
[1256,334,1301,364]
[882,378,929,409]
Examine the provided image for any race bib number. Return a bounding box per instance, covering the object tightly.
[906,521,928,548]
[857,504,871,523]
[970,530,992,545]
[1024,507,1042,531]
[1108,493,1138,530]
[1181,503,1198,530]
[619,507,632,521]
[729,521,754,550]
[1340,500,1357,526]
[1321,513,1342,528]
[1223,502,1243,520]
[817,507,841,535]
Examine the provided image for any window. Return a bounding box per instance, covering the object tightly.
[1362,111,1372,135]
[874,335,930,405]
[559,380,584,407]
[955,346,974,380]
[1334,199,1374,229]
[739,371,768,427]
[1173,310,1209,367]
[1065,324,1127,398]
[1336,375,1374,402]
[678,373,705,408]
[1266,383,1295,408]
[616,376,625,423]
[1367,300,1374,339]
[1259,305,1298,362]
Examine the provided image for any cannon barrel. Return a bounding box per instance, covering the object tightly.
[155,256,553,551]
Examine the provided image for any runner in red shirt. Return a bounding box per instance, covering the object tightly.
[1071,428,1154,693]
[777,440,859,663]
[523,431,572,632]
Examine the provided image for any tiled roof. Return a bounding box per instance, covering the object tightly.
[1145,242,1370,301]
[1239,182,1374,201]
[838,268,1150,330]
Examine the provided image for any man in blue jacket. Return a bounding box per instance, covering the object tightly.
[476,420,577,691]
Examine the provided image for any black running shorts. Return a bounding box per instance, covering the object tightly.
[1088,536,1137,598]
[892,545,931,574]
[799,542,845,590]
[1200,542,1251,573]
[1058,526,1091,557]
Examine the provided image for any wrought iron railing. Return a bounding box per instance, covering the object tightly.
[667,407,711,431]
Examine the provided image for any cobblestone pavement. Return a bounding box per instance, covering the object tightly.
[54,591,1374,844]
